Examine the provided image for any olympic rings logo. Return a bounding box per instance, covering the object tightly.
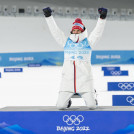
[67,40,86,49]
[71,43,84,48]
[63,115,84,125]
[111,71,121,76]
[126,96,134,105]
[118,83,134,90]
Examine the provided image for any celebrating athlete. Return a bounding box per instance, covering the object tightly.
[43,7,107,110]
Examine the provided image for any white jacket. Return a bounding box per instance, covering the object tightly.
[45,16,106,93]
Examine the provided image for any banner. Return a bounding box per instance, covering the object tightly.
[102,66,128,76]
[0,51,64,66]
[108,82,134,91]
[0,111,134,134]
[4,68,23,72]
[0,50,134,66]
[92,50,134,64]
[113,95,134,106]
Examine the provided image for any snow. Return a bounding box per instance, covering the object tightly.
[0,65,134,108]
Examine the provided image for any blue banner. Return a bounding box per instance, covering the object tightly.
[102,66,120,71]
[0,111,134,134]
[0,51,64,67]
[108,82,134,91]
[102,66,128,76]
[0,50,134,66]
[0,72,1,78]
[113,95,134,106]
[4,68,23,72]
[92,50,134,64]
[103,70,128,76]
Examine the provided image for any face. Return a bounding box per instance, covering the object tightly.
[72,29,82,34]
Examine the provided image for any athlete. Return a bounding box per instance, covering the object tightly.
[43,7,107,110]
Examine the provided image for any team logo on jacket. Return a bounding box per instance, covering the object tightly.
[66,39,89,49]
[64,38,91,61]
[65,38,90,49]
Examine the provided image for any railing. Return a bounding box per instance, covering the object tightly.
[0,5,134,20]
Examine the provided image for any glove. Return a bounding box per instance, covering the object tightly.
[43,7,52,17]
[98,8,108,19]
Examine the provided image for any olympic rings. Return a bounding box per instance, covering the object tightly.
[118,83,134,90]
[63,115,84,125]
[111,71,121,75]
[126,96,134,105]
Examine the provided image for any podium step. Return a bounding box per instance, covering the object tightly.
[0,107,134,134]
[0,106,134,111]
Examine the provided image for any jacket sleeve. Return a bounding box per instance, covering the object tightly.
[88,18,106,48]
[45,16,67,47]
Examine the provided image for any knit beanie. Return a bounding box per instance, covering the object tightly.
[72,18,85,32]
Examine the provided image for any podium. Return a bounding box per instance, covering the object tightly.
[0,106,134,134]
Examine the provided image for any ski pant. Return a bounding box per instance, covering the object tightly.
[56,91,97,110]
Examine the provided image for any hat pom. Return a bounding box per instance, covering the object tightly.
[73,18,82,24]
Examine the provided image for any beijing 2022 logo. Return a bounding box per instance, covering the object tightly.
[56,115,90,132]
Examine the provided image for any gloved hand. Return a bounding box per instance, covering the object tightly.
[98,8,108,19]
[43,7,52,17]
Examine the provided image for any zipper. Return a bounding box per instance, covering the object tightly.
[73,61,76,93]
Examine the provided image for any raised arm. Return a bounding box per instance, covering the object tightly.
[88,8,107,48]
[43,7,67,47]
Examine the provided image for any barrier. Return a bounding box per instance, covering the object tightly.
[0,51,134,66]
[0,107,134,134]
